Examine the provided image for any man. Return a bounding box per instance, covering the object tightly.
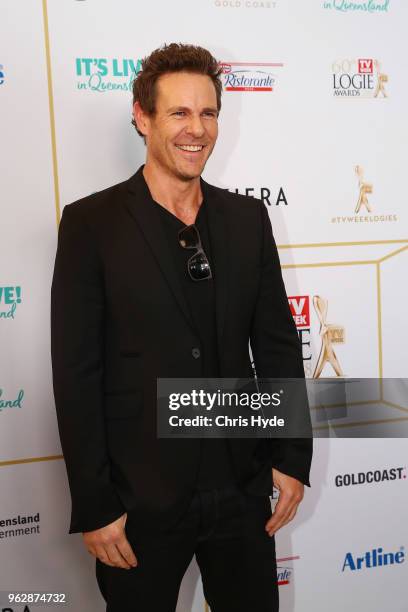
[51,43,312,611]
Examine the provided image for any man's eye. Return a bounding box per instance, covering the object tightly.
[203,112,217,118]
[173,111,186,117]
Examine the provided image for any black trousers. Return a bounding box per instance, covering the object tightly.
[95,485,279,611]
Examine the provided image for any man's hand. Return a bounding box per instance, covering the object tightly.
[265,468,304,536]
[83,512,138,569]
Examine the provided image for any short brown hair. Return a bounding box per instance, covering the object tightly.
[131,43,223,138]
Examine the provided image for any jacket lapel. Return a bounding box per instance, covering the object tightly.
[201,178,230,361]
[124,166,230,357]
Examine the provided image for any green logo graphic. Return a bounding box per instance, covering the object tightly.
[0,286,22,319]
[75,57,142,92]
[0,388,24,411]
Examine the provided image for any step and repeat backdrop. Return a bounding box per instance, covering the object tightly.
[1,1,407,611]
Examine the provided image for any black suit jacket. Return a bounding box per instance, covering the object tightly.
[51,166,312,534]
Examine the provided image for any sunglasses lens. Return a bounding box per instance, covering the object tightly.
[179,225,199,249]
[188,252,211,280]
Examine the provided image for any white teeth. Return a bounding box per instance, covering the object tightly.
[176,145,204,152]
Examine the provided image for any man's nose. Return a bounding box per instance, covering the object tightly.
[186,114,205,138]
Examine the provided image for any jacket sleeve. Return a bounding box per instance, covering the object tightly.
[51,204,125,533]
[250,201,313,487]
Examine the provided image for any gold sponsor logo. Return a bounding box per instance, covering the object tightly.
[313,296,345,378]
[331,166,398,224]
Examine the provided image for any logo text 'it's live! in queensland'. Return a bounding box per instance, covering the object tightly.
[75,57,142,92]
[323,0,390,13]
[0,285,22,320]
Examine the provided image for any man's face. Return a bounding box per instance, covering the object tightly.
[138,72,219,181]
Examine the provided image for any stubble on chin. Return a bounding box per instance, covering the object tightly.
[177,166,202,181]
[173,158,207,182]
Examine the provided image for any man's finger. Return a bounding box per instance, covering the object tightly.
[265,500,300,535]
[271,504,299,533]
[265,509,292,535]
[104,542,133,569]
[117,536,138,567]
[265,502,292,534]
[94,544,115,567]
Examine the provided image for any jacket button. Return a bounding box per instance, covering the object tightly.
[192,347,201,359]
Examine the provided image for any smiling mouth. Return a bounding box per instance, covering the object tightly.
[175,144,206,152]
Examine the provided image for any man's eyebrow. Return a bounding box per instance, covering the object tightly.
[167,106,190,113]
[166,106,218,114]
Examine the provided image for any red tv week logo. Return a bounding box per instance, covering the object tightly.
[288,296,310,328]
[358,59,374,74]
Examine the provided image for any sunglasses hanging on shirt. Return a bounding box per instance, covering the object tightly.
[178,224,212,282]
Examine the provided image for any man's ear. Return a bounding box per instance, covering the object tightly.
[133,101,149,137]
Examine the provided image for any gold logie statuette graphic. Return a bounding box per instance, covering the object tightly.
[355,165,373,214]
[374,60,388,98]
[312,295,345,379]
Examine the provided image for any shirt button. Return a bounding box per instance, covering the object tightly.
[192,347,201,359]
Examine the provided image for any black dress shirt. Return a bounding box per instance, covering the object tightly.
[154,198,236,490]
